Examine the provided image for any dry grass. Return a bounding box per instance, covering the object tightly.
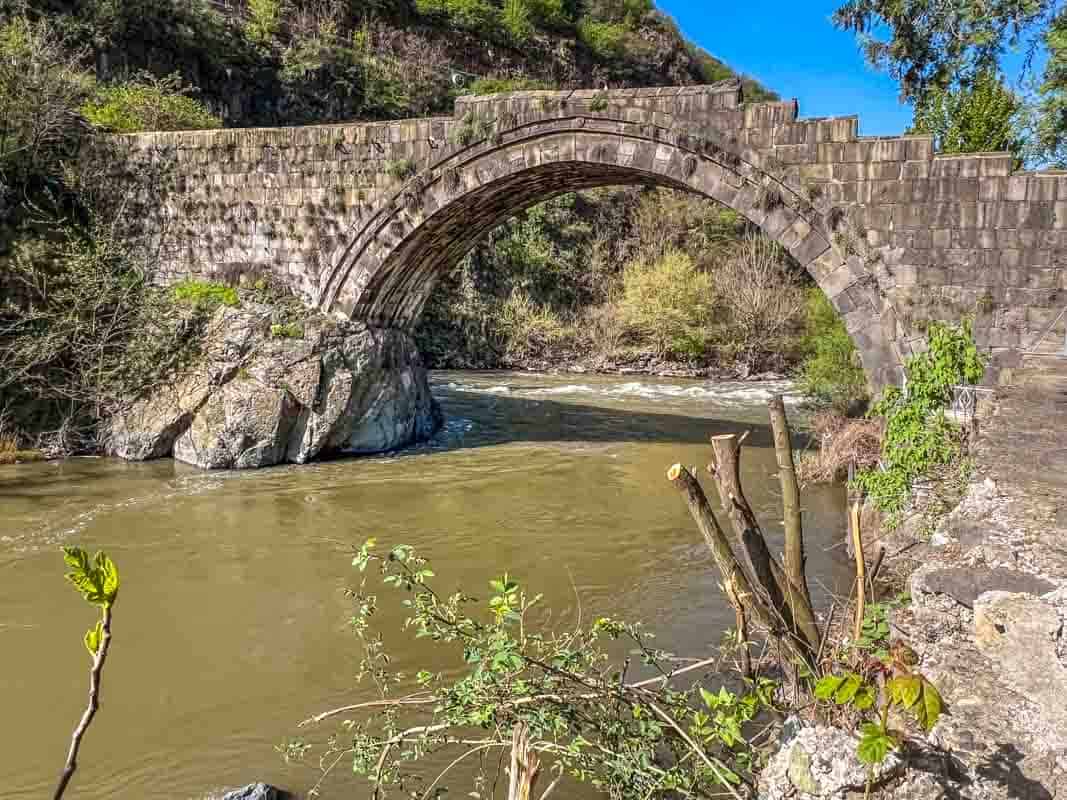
[0,434,39,464]
[798,411,883,485]
[0,419,44,465]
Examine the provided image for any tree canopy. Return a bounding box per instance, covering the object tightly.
[833,0,1067,163]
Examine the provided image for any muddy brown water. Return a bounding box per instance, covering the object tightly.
[0,371,852,799]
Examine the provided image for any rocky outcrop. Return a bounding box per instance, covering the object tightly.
[109,304,441,469]
[877,360,1067,800]
[759,721,902,800]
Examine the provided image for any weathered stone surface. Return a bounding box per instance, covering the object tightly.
[973,591,1067,743]
[109,305,441,469]
[759,722,901,800]
[172,378,300,469]
[914,566,1056,609]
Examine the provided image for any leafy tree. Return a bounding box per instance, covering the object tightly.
[620,249,714,358]
[832,0,1055,101]
[0,16,91,226]
[833,0,1062,161]
[1037,9,1067,164]
[0,13,214,449]
[909,69,1024,161]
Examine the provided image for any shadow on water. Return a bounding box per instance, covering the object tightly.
[420,389,787,451]
[0,389,800,495]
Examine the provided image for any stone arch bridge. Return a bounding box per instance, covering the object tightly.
[119,79,1067,390]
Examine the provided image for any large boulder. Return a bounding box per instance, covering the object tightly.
[109,305,441,469]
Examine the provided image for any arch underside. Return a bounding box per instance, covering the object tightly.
[361,163,690,328]
[321,120,902,389]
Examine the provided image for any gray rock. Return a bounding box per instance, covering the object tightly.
[973,591,1067,749]
[759,723,901,800]
[218,783,290,800]
[914,567,1056,609]
[109,305,441,469]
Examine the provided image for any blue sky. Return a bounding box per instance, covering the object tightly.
[657,0,915,136]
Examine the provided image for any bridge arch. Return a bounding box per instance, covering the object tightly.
[319,115,901,388]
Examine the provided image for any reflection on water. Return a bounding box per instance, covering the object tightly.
[0,371,851,799]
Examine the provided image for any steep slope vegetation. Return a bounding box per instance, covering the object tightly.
[11,0,776,127]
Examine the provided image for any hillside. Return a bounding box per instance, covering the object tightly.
[14,0,777,128]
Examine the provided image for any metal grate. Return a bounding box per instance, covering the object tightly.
[899,374,992,420]
[950,384,994,419]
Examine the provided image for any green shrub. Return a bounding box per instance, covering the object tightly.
[465,76,554,95]
[502,0,535,42]
[270,322,304,339]
[384,158,416,180]
[527,0,576,28]
[172,280,239,309]
[82,73,221,133]
[245,0,284,46]
[798,288,869,413]
[583,0,651,24]
[415,0,499,33]
[498,289,572,360]
[854,320,986,515]
[577,19,629,58]
[619,249,713,357]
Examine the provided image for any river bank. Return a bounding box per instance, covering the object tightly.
[852,357,1067,799]
[471,347,791,381]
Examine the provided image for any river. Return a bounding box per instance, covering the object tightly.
[0,371,852,799]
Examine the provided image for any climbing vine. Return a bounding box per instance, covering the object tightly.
[854,320,986,515]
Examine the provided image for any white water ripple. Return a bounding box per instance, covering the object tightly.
[442,378,799,406]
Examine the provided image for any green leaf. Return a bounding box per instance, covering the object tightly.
[699,687,716,709]
[915,679,943,731]
[62,547,119,606]
[97,552,119,603]
[834,673,862,705]
[63,546,90,573]
[853,685,877,711]
[887,675,921,709]
[857,722,895,765]
[84,620,103,656]
[814,674,845,701]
